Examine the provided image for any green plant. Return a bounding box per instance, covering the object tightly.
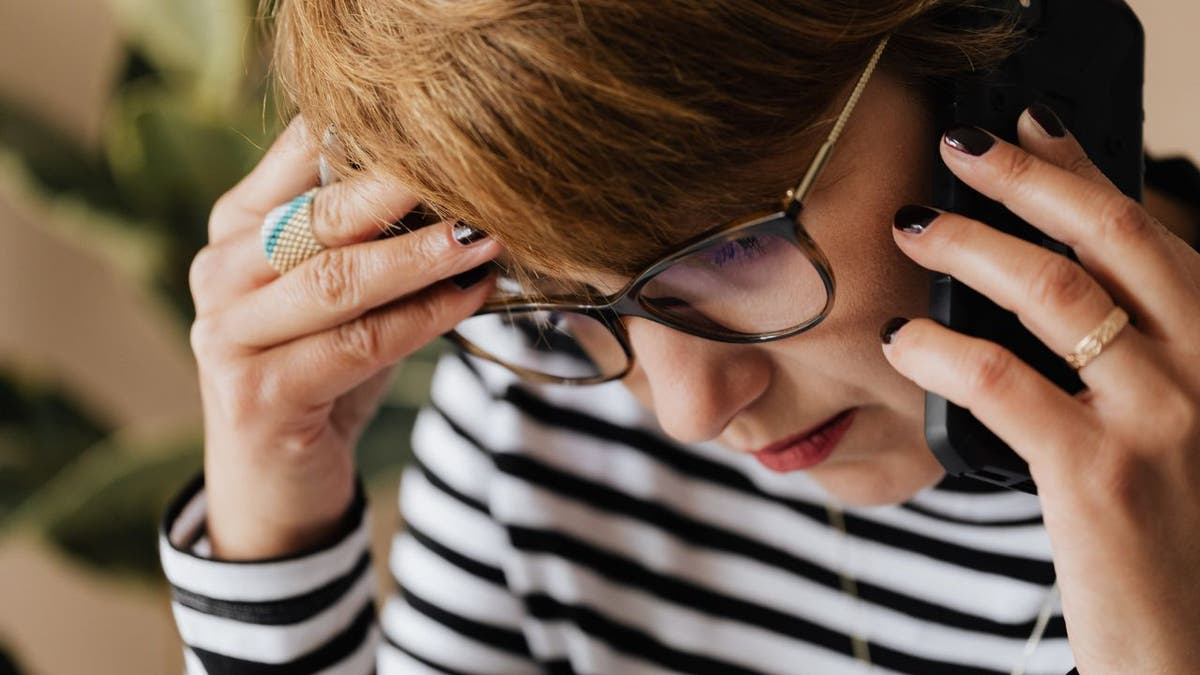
[0,0,437,581]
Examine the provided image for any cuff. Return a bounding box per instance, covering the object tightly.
[159,473,378,670]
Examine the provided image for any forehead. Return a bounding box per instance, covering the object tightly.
[483,68,887,290]
[498,148,852,293]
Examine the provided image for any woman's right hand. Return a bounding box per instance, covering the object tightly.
[188,116,499,559]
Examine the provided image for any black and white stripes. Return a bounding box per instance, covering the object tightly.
[160,476,379,673]
[161,350,1076,674]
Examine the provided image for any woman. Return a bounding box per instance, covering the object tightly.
[161,0,1200,673]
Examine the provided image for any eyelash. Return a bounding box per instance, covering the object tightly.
[708,236,767,267]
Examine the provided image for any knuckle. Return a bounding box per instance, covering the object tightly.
[1097,195,1154,243]
[189,316,222,357]
[224,361,275,427]
[402,225,451,273]
[195,353,263,426]
[332,316,384,367]
[308,188,340,241]
[188,246,217,295]
[1063,152,1099,179]
[1028,254,1092,309]
[207,194,236,238]
[187,241,225,294]
[964,344,1015,397]
[190,313,247,361]
[392,296,437,345]
[309,248,360,310]
[998,147,1040,191]
[410,292,448,331]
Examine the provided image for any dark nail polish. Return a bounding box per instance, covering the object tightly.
[944,125,996,156]
[880,317,910,345]
[893,205,940,234]
[451,264,489,289]
[1028,102,1066,138]
[452,221,488,246]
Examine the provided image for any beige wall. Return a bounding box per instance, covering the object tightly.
[1129,0,1200,159]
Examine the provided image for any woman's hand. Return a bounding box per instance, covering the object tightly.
[882,106,1200,673]
[189,116,499,559]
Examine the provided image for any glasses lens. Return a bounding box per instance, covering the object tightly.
[638,228,828,335]
[452,310,629,381]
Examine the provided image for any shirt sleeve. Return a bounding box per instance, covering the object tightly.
[159,353,541,675]
[158,474,378,674]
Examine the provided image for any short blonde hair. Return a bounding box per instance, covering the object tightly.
[268,0,1019,277]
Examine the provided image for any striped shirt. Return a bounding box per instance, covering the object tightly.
[159,153,1200,675]
[160,350,1076,674]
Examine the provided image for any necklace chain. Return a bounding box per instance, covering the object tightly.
[824,503,1058,675]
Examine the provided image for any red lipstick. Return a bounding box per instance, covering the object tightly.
[752,408,857,473]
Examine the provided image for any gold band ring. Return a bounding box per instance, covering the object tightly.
[1064,306,1130,370]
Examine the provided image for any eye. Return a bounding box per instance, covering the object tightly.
[706,236,769,267]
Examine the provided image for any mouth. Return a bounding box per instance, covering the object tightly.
[749,407,858,473]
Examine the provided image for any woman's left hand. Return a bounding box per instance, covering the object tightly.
[881,105,1200,673]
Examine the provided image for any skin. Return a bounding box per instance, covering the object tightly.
[193,68,1199,671]
[618,70,942,507]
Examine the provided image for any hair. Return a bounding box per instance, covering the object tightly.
[265,0,1021,280]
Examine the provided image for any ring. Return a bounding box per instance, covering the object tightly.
[1064,306,1130,370]
[261,187,324,274]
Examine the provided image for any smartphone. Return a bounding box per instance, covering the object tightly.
[925,0,1145,493]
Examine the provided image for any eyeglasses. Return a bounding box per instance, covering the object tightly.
[446,36,890,385]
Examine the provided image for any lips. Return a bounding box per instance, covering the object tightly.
[750,408,857,473]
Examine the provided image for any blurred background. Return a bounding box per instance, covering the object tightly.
[0,0,1194,673]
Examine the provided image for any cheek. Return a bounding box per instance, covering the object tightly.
[792,180,932,393]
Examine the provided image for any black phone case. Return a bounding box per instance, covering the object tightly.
[925,0,1144,493]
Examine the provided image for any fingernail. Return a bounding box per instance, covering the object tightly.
[893,205,941,234]
[880,317,910,345]
[452,221,488,246]
[1028,102,1066,138]
[944,125,996,156]
[451,264,490,289]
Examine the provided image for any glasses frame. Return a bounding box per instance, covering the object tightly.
[445,36,891,385]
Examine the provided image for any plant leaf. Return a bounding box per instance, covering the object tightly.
[12,433,201,580]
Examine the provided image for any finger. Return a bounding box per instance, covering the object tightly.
[940,124,1199,339]
[894,205,1115,348]
[1018,105,1200,279]
[190,226,281,315]
[892,206,1147,390]
[256,276,496,406]
[307,177,423,248]
[213,220,500,351]
[196,180,436,314]
[881,317,1099,473]
[1017,103,1117,189]
[210,115,321,244]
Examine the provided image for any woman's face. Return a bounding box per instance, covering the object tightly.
[616,70,943,506]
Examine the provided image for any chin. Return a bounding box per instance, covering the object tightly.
[807,446,945,506]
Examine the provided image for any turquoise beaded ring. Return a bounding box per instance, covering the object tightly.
[261,187,324,274]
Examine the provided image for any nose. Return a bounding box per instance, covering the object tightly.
[624,318,771,444]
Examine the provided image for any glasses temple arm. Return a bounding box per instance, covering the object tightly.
[784,35,892,218]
